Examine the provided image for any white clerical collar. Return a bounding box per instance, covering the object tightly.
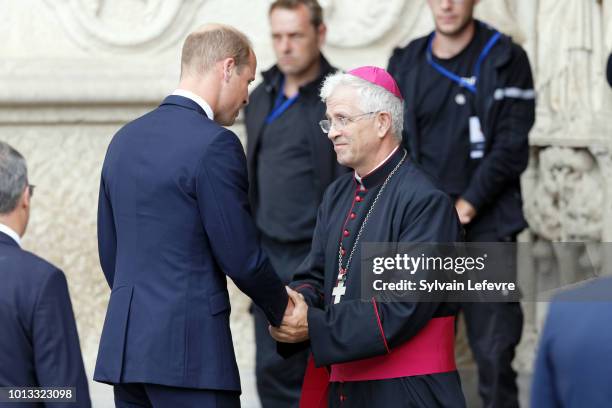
[172,89,215,120]
[354,145,400,184]
[0,223,21,246]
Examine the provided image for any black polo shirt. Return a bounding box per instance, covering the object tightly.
[255,91,319,242]
[414,23,494,197]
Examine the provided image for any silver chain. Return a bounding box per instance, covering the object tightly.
[337,149,407,288]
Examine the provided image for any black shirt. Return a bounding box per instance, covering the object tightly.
[256,89,319,242]
[415,23,494,197]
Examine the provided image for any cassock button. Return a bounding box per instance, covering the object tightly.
[355,196,362,202]
[341,248,346,256]
[343,229,349,237]
[350,213,356,220]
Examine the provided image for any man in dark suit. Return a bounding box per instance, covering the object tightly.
[94,24,292,408]
[0,141,91,408]
[531,277,612,407]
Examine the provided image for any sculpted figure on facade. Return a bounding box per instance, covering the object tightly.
[524,147,603,242]
[537,0,606,117]
[44,0,206,52]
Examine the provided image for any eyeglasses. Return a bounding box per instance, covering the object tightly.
[319,111,379,134]
[28,184,35,198]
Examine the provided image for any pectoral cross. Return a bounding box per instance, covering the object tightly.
[332,278,346,304]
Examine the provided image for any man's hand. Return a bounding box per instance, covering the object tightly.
[284,288,295,317]
[455,198,477,225]
[269,287,309,343]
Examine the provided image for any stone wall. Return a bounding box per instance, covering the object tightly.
[2,0,611,403]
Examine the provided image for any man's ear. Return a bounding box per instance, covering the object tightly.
[221,57,236,83]
[21,185,30,210]
[376,112,392,138]
[317,23,327,48]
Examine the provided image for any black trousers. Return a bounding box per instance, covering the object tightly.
[113,383,240,408]
[253,235,310,408]
[462,228,523,408]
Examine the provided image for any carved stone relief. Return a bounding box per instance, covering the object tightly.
[321,0,406,47]
[523,147,603,242]
[474,0,526,45]
[44,0,206,53]
[536,0,606,117]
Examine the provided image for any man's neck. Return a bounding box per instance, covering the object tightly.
[432,20,476,59]
[282,57,321,97]
[355,144,400,179]
[177,76,218,114]
[0,216,23,240]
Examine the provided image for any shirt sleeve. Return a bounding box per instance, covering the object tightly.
[289,199,330,310]
[461,45,536,210]
[276,191,332,358]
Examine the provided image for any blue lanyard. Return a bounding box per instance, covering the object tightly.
[426,30,501,94]
[265,77,299,124]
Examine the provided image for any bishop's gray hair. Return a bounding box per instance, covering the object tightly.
[0,141,28,214]
[320,72,404,142]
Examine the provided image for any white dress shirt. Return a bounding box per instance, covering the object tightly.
[172,89,215,120]
[0,223,21,246]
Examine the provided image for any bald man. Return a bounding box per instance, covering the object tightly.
[94,24,292,408]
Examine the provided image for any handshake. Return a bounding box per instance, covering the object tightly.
[269,287,309,343]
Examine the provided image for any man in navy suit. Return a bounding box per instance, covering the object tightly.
[531,277,612,407]
[0,141,91,408]
[94,24,293,407]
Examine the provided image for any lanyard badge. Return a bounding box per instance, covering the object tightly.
[426,28,501,160]
[265,77,299,125]
[425,29,501,94]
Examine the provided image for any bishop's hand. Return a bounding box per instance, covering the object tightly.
[455,197,477,225]
[283,288,295,318]
[269,287,309,343]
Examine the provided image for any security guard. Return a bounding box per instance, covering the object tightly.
[388,1,535,407]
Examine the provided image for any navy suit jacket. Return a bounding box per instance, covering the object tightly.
[0,231,90,408]
[531,277,612,407]
[94,95,288,391]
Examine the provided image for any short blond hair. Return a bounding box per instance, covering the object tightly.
[180,24,253,78]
